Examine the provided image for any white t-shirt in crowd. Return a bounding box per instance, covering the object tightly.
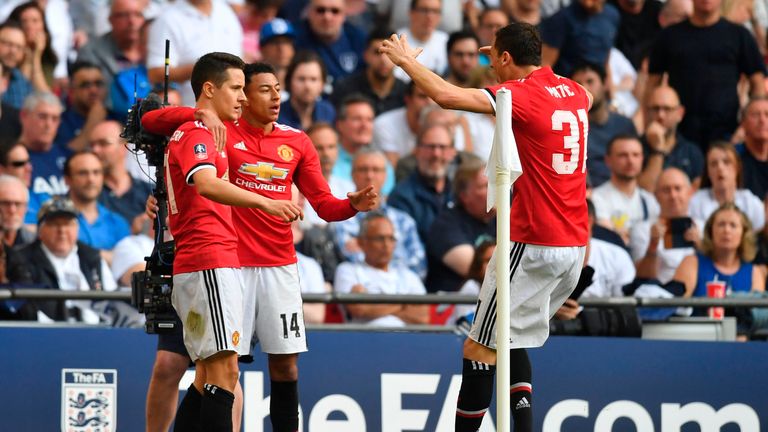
[688,188,765,231]
[147,0,243,106]
[297,252,327,294]
[334,261,425,327]
[583,237,636,298]
[629,218,703,284]
[393,27,448,82]
[591,181,660,234]
[111,234,154,286]
[302,175,355,227]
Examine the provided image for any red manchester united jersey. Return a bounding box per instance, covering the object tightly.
[164,121,240,274]
[484,67,589,247]
[143,107,358,267]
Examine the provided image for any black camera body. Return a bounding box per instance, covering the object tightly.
[123,94,177,334]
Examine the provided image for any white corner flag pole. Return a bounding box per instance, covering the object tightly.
[486,88,522,432]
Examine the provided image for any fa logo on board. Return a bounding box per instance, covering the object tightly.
[61,369,117,432]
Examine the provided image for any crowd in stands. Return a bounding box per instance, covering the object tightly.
[0,0,767,339]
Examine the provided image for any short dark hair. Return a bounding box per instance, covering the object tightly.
[283,51,327,94]
[447,30,480,55]
[0,143,23,166]
[306,121,336,137]
[367,27,394,48]
[0,19,23,34]
[337,93,375,120]
[571,62,606,83]
[63,150,100,177]
[69,60,101,78]
[605,133,641,156]
[493,22,541,67]
[244,62,277,87]
[190,52,245,101]
[410,0,436,10]
[453,153,485,200]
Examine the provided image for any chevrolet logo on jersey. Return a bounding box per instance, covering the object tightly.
[238,162,289,181]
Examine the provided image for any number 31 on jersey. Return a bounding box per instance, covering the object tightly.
[551,109,589,175]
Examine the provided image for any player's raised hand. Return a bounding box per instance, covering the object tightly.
[194,108,227,152]
[379,33,423,67]
[261,199,304,223]
[348,185,379,212]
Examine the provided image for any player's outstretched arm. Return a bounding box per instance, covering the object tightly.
[192,169,304,222]
[347,185,378,212]
[380,34,493,114]
[142,107,228,150]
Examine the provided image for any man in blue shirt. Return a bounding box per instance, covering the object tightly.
[64,151,130,256]
[0,22,33,110]
[541,0,620,77]
[293,0,367,84]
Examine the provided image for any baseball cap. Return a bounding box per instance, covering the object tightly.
[37,197,78,225]
[260,18,295,45]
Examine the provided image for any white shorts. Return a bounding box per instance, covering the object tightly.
[242,265,308,355]
[172,268,248,362]
[469,242,586,349]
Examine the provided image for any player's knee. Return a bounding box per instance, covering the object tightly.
[463,339,497,365]
[204,352,240,387]
[151,351,188,384]
[268,354,298,381]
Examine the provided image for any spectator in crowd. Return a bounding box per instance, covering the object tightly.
[331,27,407,116]
[638,85,704,191]
[14,197,117,324]
[0,21,33,109]
[0,63,22,148]
[64,151,130,255]
[673,203,766,336]
[301,122,354,225]
[541,0,620,77]
[756,199,768,264]
[737,97,768,201]
[474,8,509,66]
[110,218,152,288]
[583,198,637,298]
[373,82,433,168]
[658,0,693,27]
[571,63,637,187]
[0,143,41,225]
[426,155,495,293]
[449,236,495,324]
[0,175,34,247]
[333,147,426,278]
[388,124,455,243]
[9,2,58,91]
[332,94,395,195]
[377,0,463,34]
[278,50,335,130]
[89,120,153,231]
[55,61,115,153]
[611,0,663,70]
[648,0,766,146]
[592,134,661,243]
[76,0,145,109]
[444,30,480,88]
[146,0,243,106]
[393,0,449,82]
[334,211,429,326]
[631,168,701,283]
[19,92,67,202]
[238,0,282,62]
[259,18,296,87]
[689,141,765,231]
[294,0,367,84]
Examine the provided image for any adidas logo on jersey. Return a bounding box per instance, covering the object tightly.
[515,397,531,410]
[234,141,247,150]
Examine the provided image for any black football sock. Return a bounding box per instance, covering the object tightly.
[200,383,234,432]
[509,348,532,432]
[270,380,300,432]
[173,384,202,432]
[455,359,496,432]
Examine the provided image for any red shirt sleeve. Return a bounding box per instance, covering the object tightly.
[142,106,196,136]
[174,126,217,184]
[293,133,357,221]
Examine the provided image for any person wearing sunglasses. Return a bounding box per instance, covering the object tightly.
[294,0,367,83]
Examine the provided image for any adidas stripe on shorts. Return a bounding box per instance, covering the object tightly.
[172,267,248,362]
[469,242,586,349]
[241,265,308,355]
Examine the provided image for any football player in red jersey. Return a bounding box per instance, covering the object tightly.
[381,23,593,432]
[144,62,377,432]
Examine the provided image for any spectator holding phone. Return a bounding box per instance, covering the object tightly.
[631,168,702,284]
[689,141,765,232]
